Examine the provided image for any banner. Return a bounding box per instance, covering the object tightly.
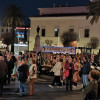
[41,46,75,54]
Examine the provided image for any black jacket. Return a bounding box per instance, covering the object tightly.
[7,59,14,74]
[82,62,91,75]
[18,64,28,82]
[0,60,8,78]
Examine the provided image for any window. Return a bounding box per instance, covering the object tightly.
[84,29,89,37]
[6,29,8,32]
[69,29,74,33]
[1,28,4,32]
[41,29,45,36]
[55,28,59,37]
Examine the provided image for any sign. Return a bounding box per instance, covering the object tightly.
[41,46,75,54]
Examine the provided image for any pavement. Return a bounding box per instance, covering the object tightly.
[1,75,84,100]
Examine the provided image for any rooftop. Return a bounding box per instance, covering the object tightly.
[38,6,89,16]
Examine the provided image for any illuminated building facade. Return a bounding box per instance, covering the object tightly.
[29,6,100,54]
[0,26,30,54]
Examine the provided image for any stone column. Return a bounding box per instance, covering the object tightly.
[33,26,41,52]
[33,35,41,52]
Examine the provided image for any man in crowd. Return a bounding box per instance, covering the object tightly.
[0,54,8,98]
[6,54,14,85]
[81,56,91,90]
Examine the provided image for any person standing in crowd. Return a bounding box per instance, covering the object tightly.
[6,54,14,85]
[4,50,9,58]
[11,52,17,63]
[0,54,8,98]
[27,53,32,68]
[28,59,37,96]
[14,57,23,93]
[73,57,80,87]
[64,57,74,91]
[49,59,62,88]
[83,69,100,100]
[17,52,23,61]
[81,56,91,90]
[11,52,17,79]
[18,58,29,97]
[36,53,42,77]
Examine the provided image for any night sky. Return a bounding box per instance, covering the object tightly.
[0,0,90,25]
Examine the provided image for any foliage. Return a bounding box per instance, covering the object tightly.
[2,4,25,53]
[49,40,53,46]
[86,0,100,24]
[45,39,49,46]
[60,31,79,47]
[2,4,24,27]
[45,39,53,46]
[87,37,99,49]
[1,33,12,45]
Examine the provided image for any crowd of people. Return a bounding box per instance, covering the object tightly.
[0,50,100,100]
[0,50,37,98]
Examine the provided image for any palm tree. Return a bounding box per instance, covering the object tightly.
[2,4,25,53]
[86,0,100,24]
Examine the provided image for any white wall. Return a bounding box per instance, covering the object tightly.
[29,16,100,54]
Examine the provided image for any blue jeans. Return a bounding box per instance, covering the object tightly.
[82,74,88,88]
[19,81,27,96]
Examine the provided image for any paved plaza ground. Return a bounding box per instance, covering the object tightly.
[1,75,84,100]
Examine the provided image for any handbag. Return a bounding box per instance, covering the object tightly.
[73,71,80,83]
[30,66,35,77]
[64,70,69,77]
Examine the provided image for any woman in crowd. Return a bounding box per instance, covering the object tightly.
[73,57,81,87]
[64,57,74,91]
[28,59,37,96]
[49,59,63,88]
[83,69,100,100]
[27,53,32,68]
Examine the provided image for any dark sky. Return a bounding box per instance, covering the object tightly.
[0,0,90,25]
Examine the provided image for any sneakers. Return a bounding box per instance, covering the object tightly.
[59,86,62,88]
[48,84,54,88]
[81,88,85,92]
[73,86,77,88]
[19,95,23,98]
[57,86,60,88]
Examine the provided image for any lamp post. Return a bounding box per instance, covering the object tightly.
[78,27,83,47]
